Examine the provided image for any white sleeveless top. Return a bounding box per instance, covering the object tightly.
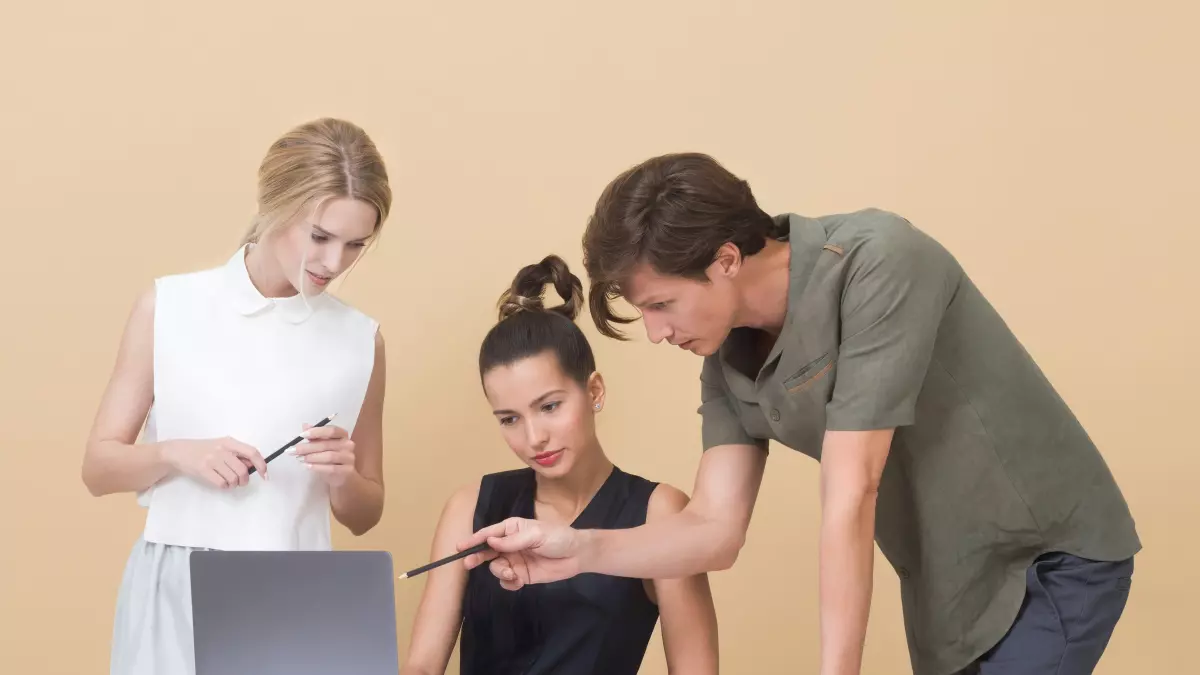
[137,245,378,551]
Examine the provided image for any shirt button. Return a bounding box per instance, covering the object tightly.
[898,567,910,580]
[770,409,781,422]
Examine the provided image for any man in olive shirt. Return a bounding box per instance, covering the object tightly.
[460,153,1141,675]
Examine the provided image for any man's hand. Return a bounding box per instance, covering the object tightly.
[459,517,585,590]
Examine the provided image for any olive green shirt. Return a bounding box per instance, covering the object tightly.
[698,209,1141,675]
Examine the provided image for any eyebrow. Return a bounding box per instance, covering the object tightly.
[626,295,663,309]
[313,225,371,244]
[492,389,567,415]
[622,287,665,307]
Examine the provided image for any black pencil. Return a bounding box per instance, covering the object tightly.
[248,413,337,476]
[398,542,492,580]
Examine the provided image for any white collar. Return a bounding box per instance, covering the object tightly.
[222,244,325,324]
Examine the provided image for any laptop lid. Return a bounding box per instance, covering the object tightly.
[190,550,400,675]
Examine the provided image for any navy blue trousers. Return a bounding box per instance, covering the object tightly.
[955,552,1134,675]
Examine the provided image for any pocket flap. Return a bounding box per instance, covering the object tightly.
[782,351,836,393]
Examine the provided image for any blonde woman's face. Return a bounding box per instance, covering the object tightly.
[272,197,378,295]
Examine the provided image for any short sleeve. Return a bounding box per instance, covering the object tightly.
[825,220,958,431]
[697,356,766,450]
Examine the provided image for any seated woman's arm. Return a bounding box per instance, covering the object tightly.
[399,483,478,675]
[647,484,720,674]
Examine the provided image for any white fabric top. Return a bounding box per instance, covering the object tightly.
[137,245,378,551]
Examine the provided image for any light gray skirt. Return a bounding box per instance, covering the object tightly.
[110,537,208,675]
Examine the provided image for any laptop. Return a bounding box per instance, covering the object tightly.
[190,550,400,675]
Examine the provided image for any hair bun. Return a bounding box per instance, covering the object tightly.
[498,255,584,322]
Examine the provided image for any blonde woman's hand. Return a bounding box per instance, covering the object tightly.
[291,423,357,488]
[161,437,268,488]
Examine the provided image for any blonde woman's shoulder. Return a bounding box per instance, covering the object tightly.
[321,293,380,332]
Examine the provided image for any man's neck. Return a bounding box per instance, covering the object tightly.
[733,238,791,335]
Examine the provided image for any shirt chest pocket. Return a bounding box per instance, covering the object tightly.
[772,350,838,458]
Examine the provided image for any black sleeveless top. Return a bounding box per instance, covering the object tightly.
[460,466,661,675]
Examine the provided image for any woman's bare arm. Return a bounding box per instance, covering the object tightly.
[330,330,387,535]
[81,286,173,496]
[399,483,479,675]
[646,484,720,674]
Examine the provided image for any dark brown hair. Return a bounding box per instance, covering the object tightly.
[479,255,597,386]
[582,152,777,339]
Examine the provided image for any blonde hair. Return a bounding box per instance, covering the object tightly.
[242,118,392,246]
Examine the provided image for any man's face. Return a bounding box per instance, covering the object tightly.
[621,258,740,357]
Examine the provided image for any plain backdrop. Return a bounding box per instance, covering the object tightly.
[1,1,1196,673]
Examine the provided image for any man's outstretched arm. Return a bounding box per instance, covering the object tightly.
[460,443,767,585]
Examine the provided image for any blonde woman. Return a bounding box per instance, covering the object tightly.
[82,118,392,675]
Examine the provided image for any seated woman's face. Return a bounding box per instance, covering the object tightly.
[482,351,598,477]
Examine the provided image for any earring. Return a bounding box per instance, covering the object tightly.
[594,404,601,410]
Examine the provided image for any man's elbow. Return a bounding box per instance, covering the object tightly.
[822,477,880,509]
[710,527,748,571]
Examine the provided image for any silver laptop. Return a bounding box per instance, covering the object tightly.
[190,550,400,675]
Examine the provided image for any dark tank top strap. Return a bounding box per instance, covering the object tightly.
[572,466,658,531]
[473,468,536,531]
[617,468,658,525]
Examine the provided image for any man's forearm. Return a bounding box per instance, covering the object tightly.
[330,472,384,536]
[580,507,744,579]
[818,491,877,675]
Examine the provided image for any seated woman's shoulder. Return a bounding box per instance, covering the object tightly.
[647,482,691,519]
[446,481,482,512]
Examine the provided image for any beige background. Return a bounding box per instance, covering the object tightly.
[1,1,1195,673]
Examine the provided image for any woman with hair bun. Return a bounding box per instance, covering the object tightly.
[399,255,719,675]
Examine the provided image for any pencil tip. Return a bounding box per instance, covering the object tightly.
[397,573,408,580]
